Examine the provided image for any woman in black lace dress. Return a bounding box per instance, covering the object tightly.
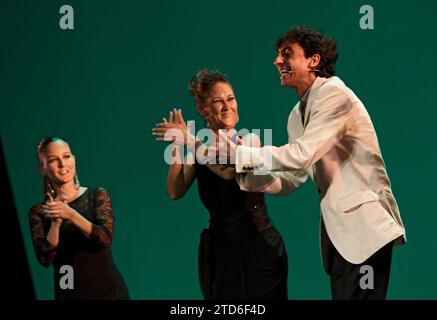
[153,69,288,299]
[29,136,129,300]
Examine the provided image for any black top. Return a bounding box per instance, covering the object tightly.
[195,164,288,300]
[29,187,129,300]
[196,164,268,227]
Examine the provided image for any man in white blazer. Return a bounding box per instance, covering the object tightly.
[222,27,406,299]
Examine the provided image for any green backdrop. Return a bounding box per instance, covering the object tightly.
[2,0,436,299]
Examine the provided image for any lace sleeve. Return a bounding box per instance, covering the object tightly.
[29,205,58,267]
[90,188,114,247]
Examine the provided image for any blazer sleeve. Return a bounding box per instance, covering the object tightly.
[235,130,308,194]
[236,85,354,173]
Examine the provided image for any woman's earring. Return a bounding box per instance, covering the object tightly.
[74,173,80,190]
[45,177,56,200]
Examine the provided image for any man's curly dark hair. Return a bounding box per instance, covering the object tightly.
[276,26,338,78]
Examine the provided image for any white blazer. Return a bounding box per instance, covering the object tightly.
[236,76,406,271]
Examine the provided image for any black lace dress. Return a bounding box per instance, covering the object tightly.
[196,164,288,300]
[29,188,129,300]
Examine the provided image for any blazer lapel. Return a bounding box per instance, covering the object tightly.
[303,76,331,128]
[289,104,304,139]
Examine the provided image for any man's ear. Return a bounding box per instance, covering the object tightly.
[308,53,321,69]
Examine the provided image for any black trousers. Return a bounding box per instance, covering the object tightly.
[329,240,393,300]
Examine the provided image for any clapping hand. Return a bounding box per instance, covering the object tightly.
[42,193,75,223]
[152,108,193,146]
